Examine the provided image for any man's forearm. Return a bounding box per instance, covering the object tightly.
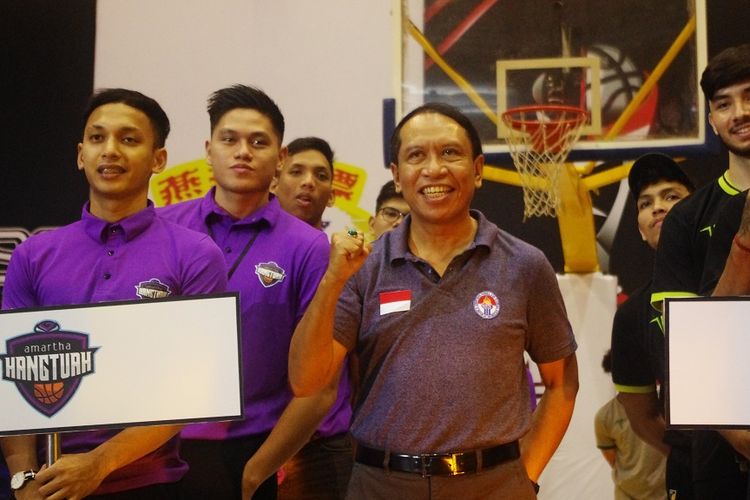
[617,393,670,456]
[520,355,578,481]
[241,381,339,495]
[0,435,39,473]
[288,272,347,396]
[88,424,183,477]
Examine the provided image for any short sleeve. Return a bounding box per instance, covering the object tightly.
[651,206,699,309]
[2,241,37,310]
[611,296,657,393]
[180,234,229,296]
[293,232,331,324]
[699,191,746,295]
[594,402,616,449]
[525,253,577,364]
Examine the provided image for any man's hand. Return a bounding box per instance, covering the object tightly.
[35,452,109,500]
[324,230,371,286]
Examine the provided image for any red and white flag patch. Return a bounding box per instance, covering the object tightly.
[379,290,412,315]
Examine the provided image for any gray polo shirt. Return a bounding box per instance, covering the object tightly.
[334,210,576,454]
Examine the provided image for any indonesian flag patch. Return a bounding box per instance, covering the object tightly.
[379,290,412,315]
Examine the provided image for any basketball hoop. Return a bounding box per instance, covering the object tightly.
[501,105,588,218]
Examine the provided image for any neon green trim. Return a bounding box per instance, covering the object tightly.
[650,291,697,311]
[615,384,657,394]
[650,315,665,333]
[719,171,742,195]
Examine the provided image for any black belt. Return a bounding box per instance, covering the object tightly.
[354,441,520,477]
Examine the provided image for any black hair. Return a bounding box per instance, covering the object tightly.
[389,102,483,165]
[287,137,334,173]
[628,153,695,204]
[375,180,404,213]
[207,84,285,142]
[700,43,750,101]
[83,88,170,148]
[601,350,612,374]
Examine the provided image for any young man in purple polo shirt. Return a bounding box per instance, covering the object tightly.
[272,136,336,230]
[272,136,353,499]
[289,103,579,498]
[1,89,227,499]
[158,85,337,500]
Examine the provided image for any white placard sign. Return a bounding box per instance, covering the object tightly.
[0,293,242,435]
[666,297,750,428]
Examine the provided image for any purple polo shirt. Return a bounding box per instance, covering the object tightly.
[334,210,576,454]
[2,202,227,494]
[159,189,350,440]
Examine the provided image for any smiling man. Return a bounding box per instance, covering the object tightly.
[0,88,227,499]
[272,137,335,229]
[288,102,579,499]
[650,43,750,499]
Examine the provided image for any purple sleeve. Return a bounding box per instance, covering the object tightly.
[2,242,37,310]
[179,234,228,296]
[525,253,577,364]
[294,232,331,323]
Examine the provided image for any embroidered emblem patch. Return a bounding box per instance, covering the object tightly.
[135,278,172,299]
[0,320,98,417]
[255,261,286,288]
[473,291,500,319]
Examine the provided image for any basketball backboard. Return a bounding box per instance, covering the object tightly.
[395,0,709,163]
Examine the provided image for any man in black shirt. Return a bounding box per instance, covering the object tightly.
[612,153,694,499]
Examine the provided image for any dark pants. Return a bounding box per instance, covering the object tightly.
[692,431,747,500]
[87,481,180,499]
[278,433,353,500]
[345,458,536,500]
[179,435,276,500]
[667,445,694,500]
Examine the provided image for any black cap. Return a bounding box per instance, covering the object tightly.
[627,153,695,203]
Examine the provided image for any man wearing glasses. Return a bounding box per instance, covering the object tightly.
[368,181,410,239]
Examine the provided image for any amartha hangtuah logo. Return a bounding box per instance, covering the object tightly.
[0,320,98,417]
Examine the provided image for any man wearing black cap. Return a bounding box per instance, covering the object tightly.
[611,153,694,499]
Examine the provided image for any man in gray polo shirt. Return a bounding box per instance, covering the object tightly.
[288,102,579,498]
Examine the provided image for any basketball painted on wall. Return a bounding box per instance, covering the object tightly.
[586,44,645,126]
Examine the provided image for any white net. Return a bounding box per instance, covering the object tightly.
[502,106,587,218]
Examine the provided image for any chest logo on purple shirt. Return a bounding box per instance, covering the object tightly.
[0,320,98,417]
[473,291,500,319]
[135,278,172,299]
[255,261,286,288]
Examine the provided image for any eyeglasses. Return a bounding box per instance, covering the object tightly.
[377,206,409,224]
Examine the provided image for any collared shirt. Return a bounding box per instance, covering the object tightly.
[2,202,227,494]
[334,210,576,453]
[159,189,350,439]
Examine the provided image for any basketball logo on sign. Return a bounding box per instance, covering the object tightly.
[0,320,98,417]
